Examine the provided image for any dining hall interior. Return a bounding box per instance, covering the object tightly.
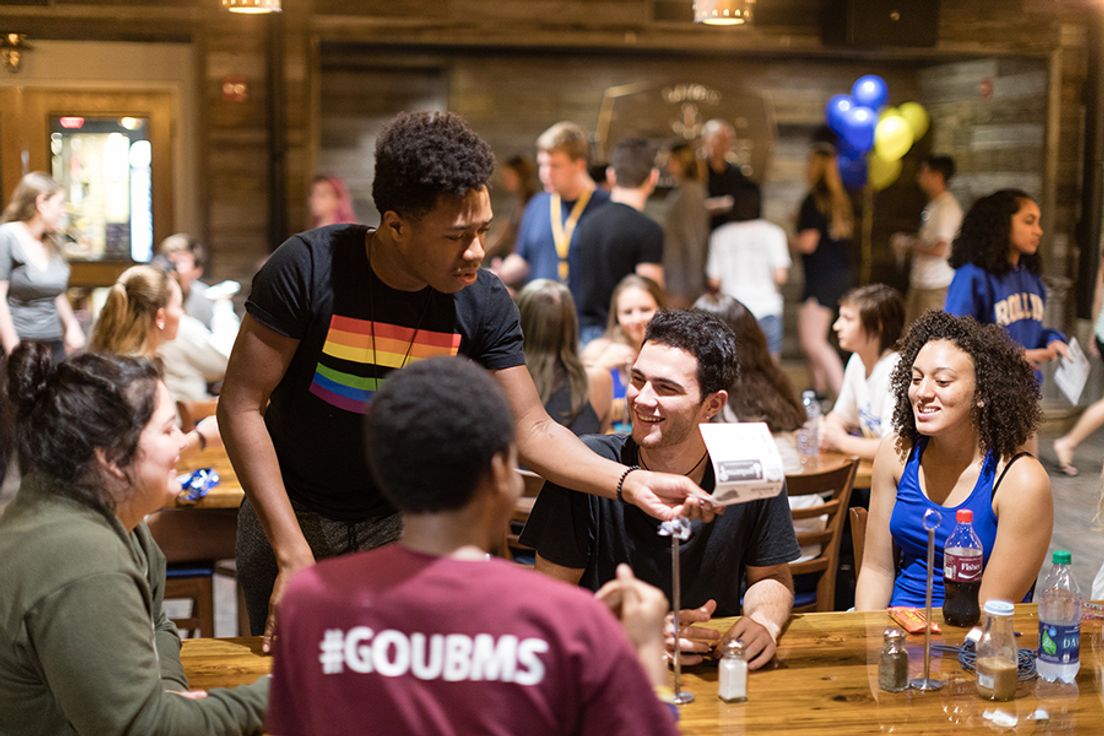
[2,0,1104,734]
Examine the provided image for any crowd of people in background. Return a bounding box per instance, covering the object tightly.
[0,106,1095,735]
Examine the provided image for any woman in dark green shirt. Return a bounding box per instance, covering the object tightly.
[0,344,268,735]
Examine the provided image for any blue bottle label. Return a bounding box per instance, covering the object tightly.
[1038,621,1080,665]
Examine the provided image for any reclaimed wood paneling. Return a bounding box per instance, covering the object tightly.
[4,0,1092,296]
[199,11,272,278]
[920,58,1049,207]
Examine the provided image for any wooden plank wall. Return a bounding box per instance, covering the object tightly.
[200,11,272,281]
[318,48,919,244]
[920,58,1048,206]
[0,0,1094,296]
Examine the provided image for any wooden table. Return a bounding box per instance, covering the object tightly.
[167,448,869,514]
[797,451,873,489]
[169,446,245,510]
[181,605,1103,734]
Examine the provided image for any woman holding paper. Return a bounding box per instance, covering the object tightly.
[1053,257,1104,476]
[855,311,1052,612]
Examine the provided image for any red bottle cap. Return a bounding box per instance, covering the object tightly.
[956,509,973,523]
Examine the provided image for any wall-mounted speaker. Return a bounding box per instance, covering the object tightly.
[823,0,941,48]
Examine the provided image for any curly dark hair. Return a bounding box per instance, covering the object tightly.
[372,111,495,220]
[890,311,1039,459]
[949,189,1040,276]
[365,357,514,513]
[643,309,738,399]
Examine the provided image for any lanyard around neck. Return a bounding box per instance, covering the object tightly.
[550,188,593,282]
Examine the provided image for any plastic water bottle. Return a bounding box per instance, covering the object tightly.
[796,390,821,461]
[1037,550,1081,683]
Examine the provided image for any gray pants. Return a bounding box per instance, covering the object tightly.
[236,497,403,634]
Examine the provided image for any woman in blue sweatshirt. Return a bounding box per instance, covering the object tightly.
[944,189,1068,369]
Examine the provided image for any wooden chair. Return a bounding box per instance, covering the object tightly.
[785,457,859,613]
[149,508,237,638]
[850,507,868,577]
[164,564,215,638]
[498,469,545,565]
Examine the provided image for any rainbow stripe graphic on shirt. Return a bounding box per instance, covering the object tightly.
[309,314,461,413]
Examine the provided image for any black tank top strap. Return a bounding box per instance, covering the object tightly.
[992,452,1032,499]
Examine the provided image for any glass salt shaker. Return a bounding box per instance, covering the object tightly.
[878,627,909,692]
[717,639,748,703]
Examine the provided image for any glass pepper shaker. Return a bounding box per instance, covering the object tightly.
[717,639,748,703]
[878,627,909,692]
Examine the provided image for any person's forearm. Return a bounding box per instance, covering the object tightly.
[54,292,81,332]
[217,398,311,566]
[0,298,19,353]
[833,433,881,461]
[636,263,664,289]
[741,578,792,643]
[150,548,190,690]
[517,412,624,498]
[154,610,189,691]
[496,253,529,287]
[854,566,895,611]
[911,238,949,257]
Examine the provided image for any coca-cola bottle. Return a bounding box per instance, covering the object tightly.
[942,508,983,627]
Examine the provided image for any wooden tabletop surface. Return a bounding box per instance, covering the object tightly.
[169,446,245,510]
[181,605,1099,733]
[800,451,873,489]
[168,448,870,514]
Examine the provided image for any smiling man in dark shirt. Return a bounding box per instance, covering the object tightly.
[522,309,799,669]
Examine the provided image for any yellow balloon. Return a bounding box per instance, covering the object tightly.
[879,106,899,122]
[898,101,930,140]
[868,153,902,191]
[874,114,913,162]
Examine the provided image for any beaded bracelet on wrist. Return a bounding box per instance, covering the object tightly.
[616,465,641,504]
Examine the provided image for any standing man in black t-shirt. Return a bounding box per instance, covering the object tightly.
[521,309,799,670]
[570,137,665,346]
[218,111,719,650]
[702,119,761,232]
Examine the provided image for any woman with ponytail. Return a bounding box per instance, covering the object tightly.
[794,143,855,398]
[91,264,219,456]
[0,343,269,734]
[0,172,85,362]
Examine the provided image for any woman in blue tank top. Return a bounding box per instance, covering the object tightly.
[855,311,1053,611]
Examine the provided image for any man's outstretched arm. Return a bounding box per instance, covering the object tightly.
[493,365,719,521]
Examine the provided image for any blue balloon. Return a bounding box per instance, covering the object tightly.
[851,74,889,111]
[840,105,877,153]
[825,94,854,135]
[836,140,864,162]
[837,148,867,189]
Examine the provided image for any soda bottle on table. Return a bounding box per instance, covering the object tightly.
[942,508,983,627]
[796,390,821,462]
[1037,550,1081,683]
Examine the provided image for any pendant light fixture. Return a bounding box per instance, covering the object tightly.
[693,0,755,26]
[221,0,282,14]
